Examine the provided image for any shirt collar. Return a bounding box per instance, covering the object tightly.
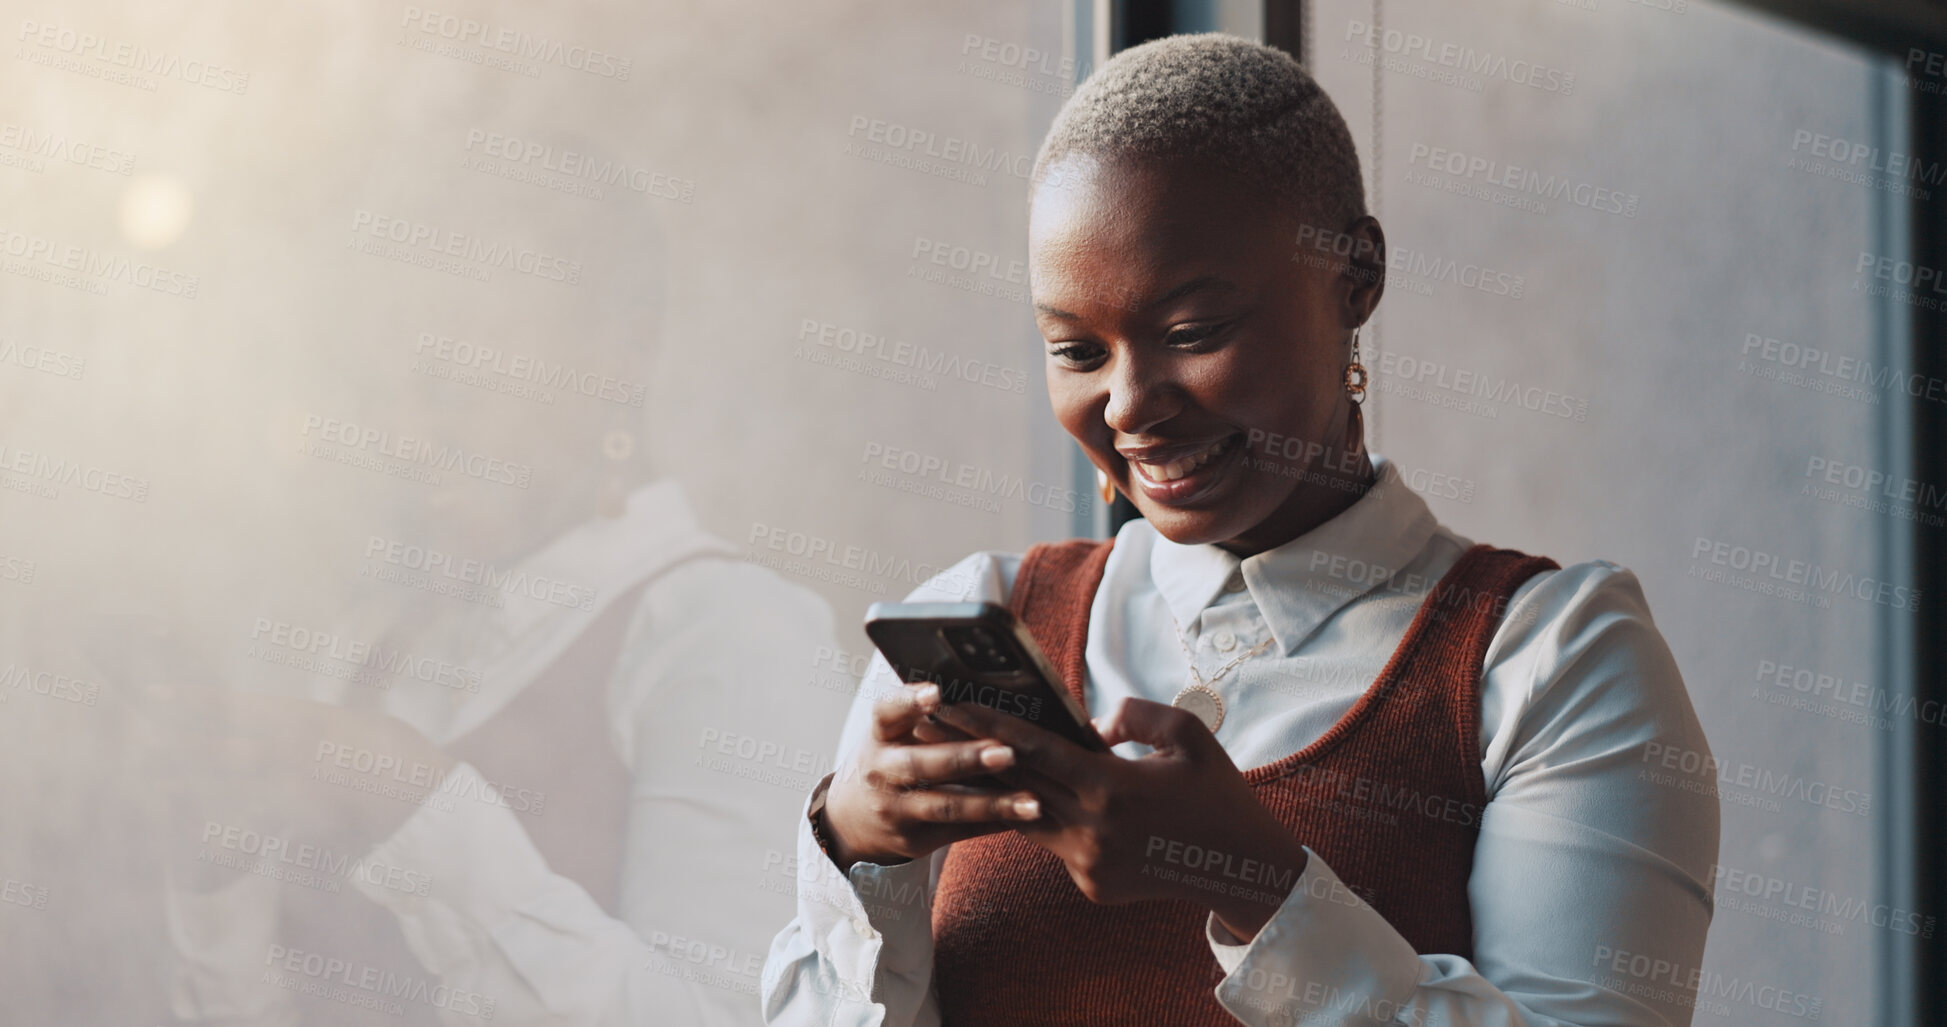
[489,477,731,640]
[1146,454,1436,655]
[380,477,735,744]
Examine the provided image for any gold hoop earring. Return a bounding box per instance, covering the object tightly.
[1344,327,1368,405]
[1096,468,1114,505]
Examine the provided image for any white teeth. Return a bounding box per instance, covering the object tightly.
[1134,436,1232,483]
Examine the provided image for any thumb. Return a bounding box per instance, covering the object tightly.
[1095,697,1209,754]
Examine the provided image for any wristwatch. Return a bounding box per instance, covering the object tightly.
[807,772,842,863]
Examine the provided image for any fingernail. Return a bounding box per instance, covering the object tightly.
[980,745,1015,769]
[1013,796,1039,819]
[915,684,940,706]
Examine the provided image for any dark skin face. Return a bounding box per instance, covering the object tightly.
[1031,154,1387,556]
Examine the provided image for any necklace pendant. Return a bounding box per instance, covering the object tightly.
[1171,681,1225,733]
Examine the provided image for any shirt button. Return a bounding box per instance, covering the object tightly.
[1223,570,1246,593]
[852,917,877,939]
[1214,631,1237,651]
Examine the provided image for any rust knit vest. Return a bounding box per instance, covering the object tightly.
[930,539,1559,1026]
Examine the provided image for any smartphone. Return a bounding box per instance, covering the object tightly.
[863,602,1110,754]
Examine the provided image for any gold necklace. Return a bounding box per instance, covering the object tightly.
[1165,611,1275,733]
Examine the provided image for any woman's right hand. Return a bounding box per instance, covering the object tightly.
[821,682,1044,872]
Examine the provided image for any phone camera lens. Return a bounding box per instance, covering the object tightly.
[943,626,1020,672]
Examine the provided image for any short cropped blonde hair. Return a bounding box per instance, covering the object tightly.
[1032,33,1367,232]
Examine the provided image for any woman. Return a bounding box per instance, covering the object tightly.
[764,34,1717,1027]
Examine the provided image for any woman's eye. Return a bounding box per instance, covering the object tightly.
[1164,322,1226,347]
[1050,342,1103,364]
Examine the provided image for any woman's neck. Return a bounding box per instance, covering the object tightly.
[1214,449,1377,559]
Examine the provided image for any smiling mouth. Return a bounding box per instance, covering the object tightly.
[1126,433,1240,485]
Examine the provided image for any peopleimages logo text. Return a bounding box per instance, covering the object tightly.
[1406,143,1639,217]
[1691,536,1920,611]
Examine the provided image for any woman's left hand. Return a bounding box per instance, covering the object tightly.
[931,696,1308,941]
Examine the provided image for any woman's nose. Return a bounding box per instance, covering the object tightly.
[1101,355,1182,435]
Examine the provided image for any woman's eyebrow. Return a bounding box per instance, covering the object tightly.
[1034,274,1235,321]
[1148,274,1234,309]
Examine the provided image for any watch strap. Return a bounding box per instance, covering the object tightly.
[806,772,841,862]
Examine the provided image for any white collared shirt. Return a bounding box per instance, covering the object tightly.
[762,454,1720,1027]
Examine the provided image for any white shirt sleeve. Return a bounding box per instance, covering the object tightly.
[349,760,728,1026]
[609,556,854,1021]
[760,551,1011,1027]
[1202,562,1720,1027]
[351,555,856,1026]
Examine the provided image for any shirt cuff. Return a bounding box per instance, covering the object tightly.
[1207,848,1424,1026]
[794,774,936,984]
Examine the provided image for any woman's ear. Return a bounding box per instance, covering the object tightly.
[1340,215,1387,328]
